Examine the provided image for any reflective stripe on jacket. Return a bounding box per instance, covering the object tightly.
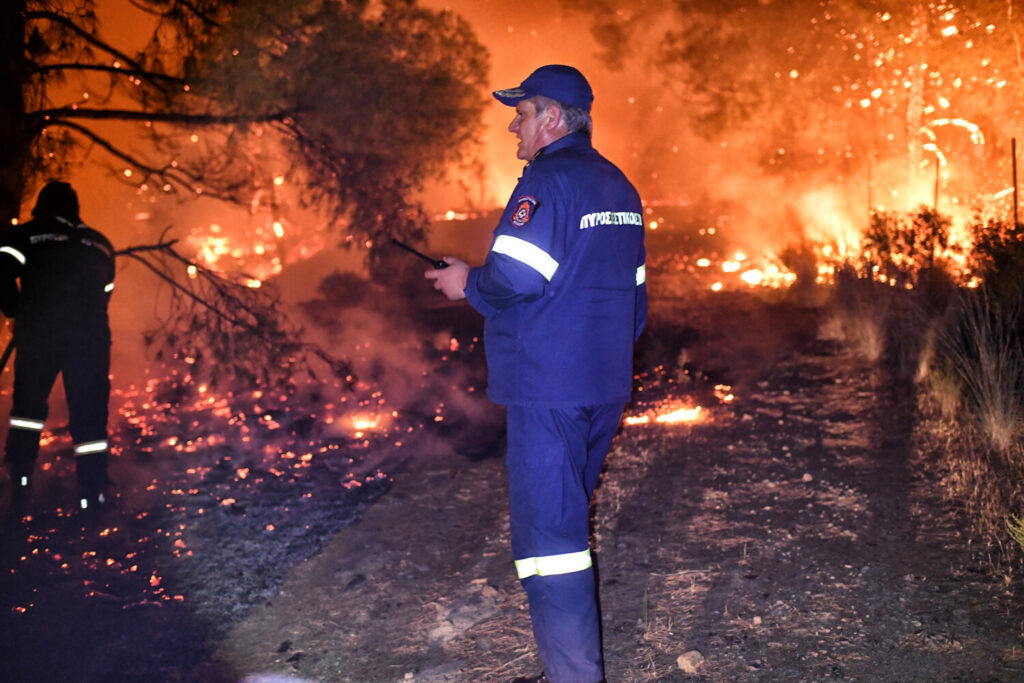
[0,215,115,328]
[465,131,647,406]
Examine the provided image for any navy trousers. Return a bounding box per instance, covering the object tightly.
[506,403,623,683]
[5,325,111,489]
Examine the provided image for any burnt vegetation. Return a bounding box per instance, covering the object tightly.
[3,0,488,390]
[826,207,1024,575]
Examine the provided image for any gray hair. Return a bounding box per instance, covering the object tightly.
[530,95,593,137]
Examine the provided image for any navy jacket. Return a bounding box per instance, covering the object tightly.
[465,131,647,406]
[0,215,115,339]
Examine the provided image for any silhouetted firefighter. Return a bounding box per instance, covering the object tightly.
[0,181,115,513]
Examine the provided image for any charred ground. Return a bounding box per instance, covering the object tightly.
[218,290,1024,682]
[1,215,1023,681]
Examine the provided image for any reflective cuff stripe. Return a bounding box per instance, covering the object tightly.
[492,235,559,282]
[515,549,592,580]
[74,440,108,455]
[10,417,44,431]
[636,264,646,286]
[104,282,115,293]
[0,246,26,265]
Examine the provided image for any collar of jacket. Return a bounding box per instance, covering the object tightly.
[528,130,592,165]
[53,215,85,229]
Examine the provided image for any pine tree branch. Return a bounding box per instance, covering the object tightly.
[118,239,355,386]
[45,119,207,194]
[33,63,188,85]
[25,10,144,72]
[126,0,223,28]
[171,0,223,27]
[33,107,294,126]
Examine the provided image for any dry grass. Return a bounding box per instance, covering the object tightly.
[937,291,1024,453]
[921,418,1024,574]
[923,364,963,421]
[823,308,886,363]
[830,269,1024,566]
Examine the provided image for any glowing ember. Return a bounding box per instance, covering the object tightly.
[352,416,378,431]
[656,406,703,424]
[625,402,707,427]
[740,269,763,285]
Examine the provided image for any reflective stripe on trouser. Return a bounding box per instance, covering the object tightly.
[5,325,111,474]
[506,403,624,683]
[74,440,108,456]
[74,437,109,505]
[5,416,47,472]
[9,417,44,431]
[515,548,592,580]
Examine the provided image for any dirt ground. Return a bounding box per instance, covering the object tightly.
[211,292,1024,683]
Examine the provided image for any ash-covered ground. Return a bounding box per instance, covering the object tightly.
[2,207,1021,682]
[0,383,397,682]
[214,295,1024,683]
[0,221,501,682]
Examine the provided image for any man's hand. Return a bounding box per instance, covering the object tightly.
[425,257,469,300]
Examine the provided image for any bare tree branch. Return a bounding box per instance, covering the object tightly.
[33,63,188,85]
[115,239,179,256]
[33,107,295,126]
[172,0,223,27]
[118,238,356,388]
[47,119,208,194]
[122,249,255,331]
[26,10,144,71]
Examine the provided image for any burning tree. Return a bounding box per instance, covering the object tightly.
[566,1,1024,215]
[2,0,487,251]
[658,1,1024,204]
[2,0,488,383]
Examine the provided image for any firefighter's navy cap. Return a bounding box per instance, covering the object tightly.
[493,65,594,113]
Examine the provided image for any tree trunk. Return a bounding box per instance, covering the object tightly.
[0,1,30,224]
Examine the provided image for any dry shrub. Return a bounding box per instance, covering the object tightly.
[922,363,962,420]
[922,287,1024,564]
[829,208,1024,561]
[937,289,1024,453]
[828,264,889,363]
[828,264,953,382]
[923,418,1024,573]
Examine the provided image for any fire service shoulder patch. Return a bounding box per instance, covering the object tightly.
[510,196,539,227]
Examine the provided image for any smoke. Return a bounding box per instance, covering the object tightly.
[29,0,1021,468]
[415,0,814,253]
[423,0,1021,259]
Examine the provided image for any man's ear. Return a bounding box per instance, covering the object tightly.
[543,105,562,130]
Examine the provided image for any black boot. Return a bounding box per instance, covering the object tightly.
[76,452,109,511]
[6,458,33,518]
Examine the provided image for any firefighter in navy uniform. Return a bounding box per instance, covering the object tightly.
[1,181,116,512]
[427,65,646,683]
